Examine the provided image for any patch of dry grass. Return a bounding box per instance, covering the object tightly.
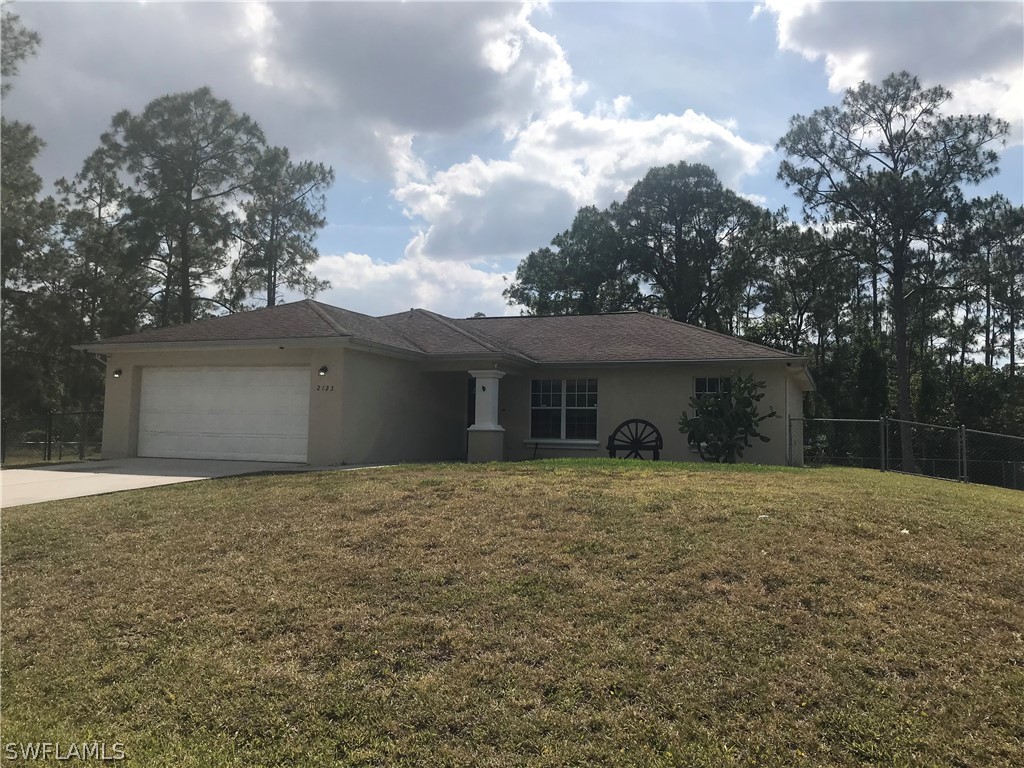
[2,461,1022,766]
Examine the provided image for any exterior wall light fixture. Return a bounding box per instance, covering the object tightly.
[112,369,123,378]
[318,366,329,376]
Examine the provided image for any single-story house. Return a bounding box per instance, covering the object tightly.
[75,300,813,466]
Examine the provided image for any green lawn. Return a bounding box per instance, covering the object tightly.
[2,461,1022,766]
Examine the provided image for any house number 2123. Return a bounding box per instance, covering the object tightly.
[316,385,334,392]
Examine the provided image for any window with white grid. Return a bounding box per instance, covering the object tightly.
[531,379,598,440]
[694,377,731,401]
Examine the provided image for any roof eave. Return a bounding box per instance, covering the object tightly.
[528,356,805,368]
[74,336,425,360]
[419,352,536,372]
[74,341,806,372]
[791,364,817,392]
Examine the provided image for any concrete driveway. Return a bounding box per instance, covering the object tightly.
[1,458,304,508]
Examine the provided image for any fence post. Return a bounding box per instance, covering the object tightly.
[882,416,889,472]
[786,417,791,466]
[44,411,53,462]
[78,412,87,461]
[956,425,963,482]
[960,426,969,484]
[879,417,885,472]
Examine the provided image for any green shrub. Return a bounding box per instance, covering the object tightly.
[679,373,777,463]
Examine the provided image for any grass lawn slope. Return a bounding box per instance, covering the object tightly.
[2,460,1022,767]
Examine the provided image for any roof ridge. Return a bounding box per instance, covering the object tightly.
[454,316,543,362]
[311,300,434,353]
[468,310,641,320]
[305,300,352,337]
[413,309,521,357]
[333,303,438,353]
[311,299,392,323]
[643,313,800,358]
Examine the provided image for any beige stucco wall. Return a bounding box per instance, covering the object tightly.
[337,349,466,465]
[786,374,806,467]
[100,345,467,466]
[98,345,806,468]
[100,347,345,463]
[497,363,804,466]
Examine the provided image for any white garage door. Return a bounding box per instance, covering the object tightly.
[138,367,310,462]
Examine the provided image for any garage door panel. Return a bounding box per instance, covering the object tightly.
[139,436,308,462]
[141,386,309,415]
[140,411,307,431]
[141,435,308,462]
[140,405,309,423]
[138,366,310,462]
[138,417,306,440]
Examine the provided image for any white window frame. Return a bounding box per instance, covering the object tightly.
[690,376,731,454]
[530,378,598,441]
[694,376,731,403]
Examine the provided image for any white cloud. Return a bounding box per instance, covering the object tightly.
[247,3,773,264]
[5,1,796,315]
[259,2,582,149]
[739,192,769,207]
[395,104,772,261]
[757,0,1023,130]
[313,252,520,318]
[8,1,588,183]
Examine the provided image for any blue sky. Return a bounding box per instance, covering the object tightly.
[7,1,1022,318]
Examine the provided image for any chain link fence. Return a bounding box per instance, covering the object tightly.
[791,416,1024,492]
[963,428,1024,490]
[795,418,882,470]
[884,419,963,481]
[1,411,104,466]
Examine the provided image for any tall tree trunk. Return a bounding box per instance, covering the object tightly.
[699,239,714,329]
[179,235,192,324]
[919,294,928,361]
[178,198,193,325]
[266,216,278,307]
[984,249,993,368]
[959,303,971,379]
[853,262,863,322]
[1010,321,1016,379]
[871,265,881,335]
[89,263,98,334]
[160,246,172,327]
[671,227,687,323]
[892,267,918,473]
[1010,285,1017,378]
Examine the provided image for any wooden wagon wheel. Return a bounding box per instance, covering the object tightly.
[606,419,663,461]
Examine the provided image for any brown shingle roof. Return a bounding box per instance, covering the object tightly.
[314,303,423,353]
[92,301,341,345]
[456,312,798,363]
[84,301,796,363]
[378,309,510,357]
[92,300,422,353]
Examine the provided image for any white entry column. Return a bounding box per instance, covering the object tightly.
[467,369,505,462]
